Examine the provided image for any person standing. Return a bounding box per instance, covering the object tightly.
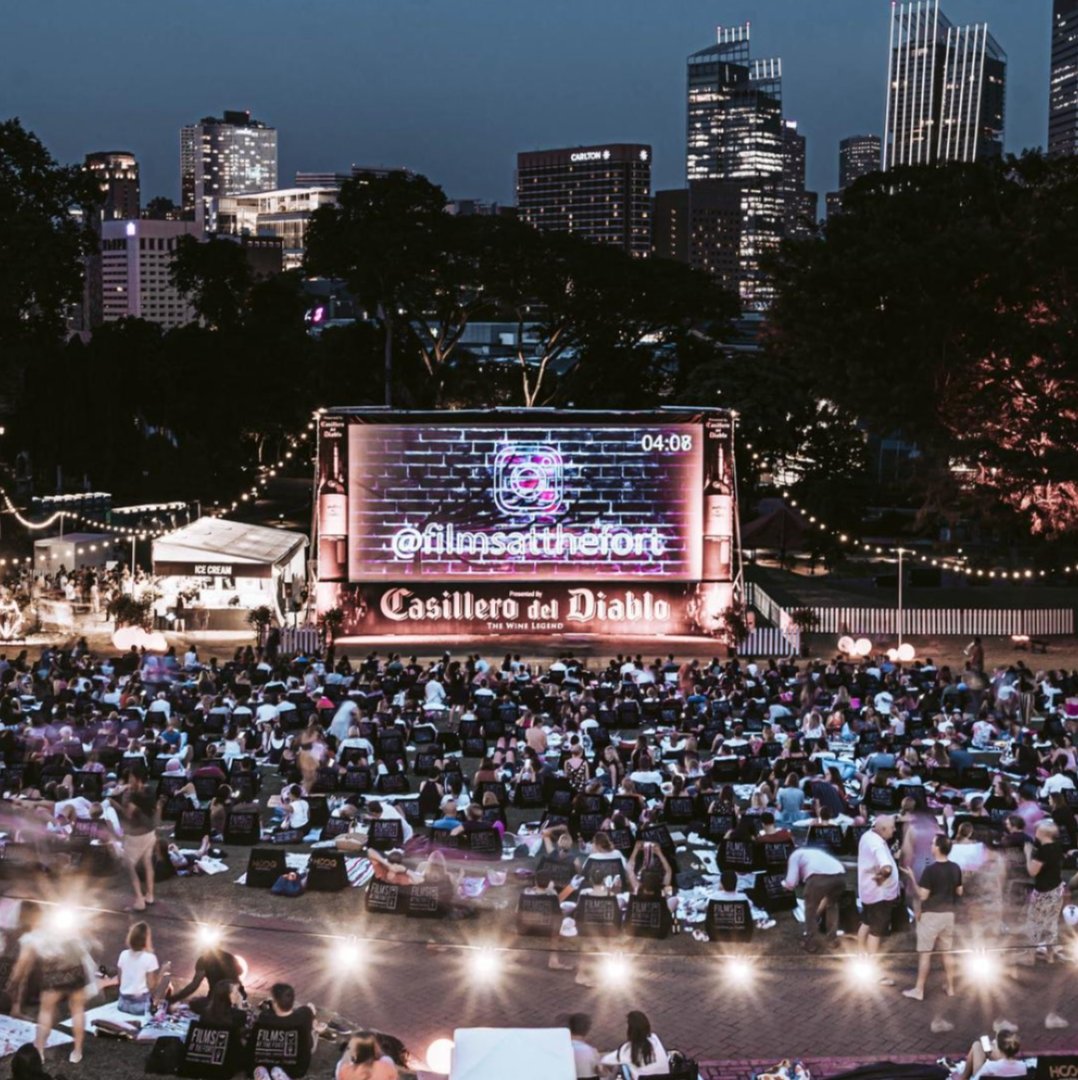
[110,769,158,911]
[901,833,962,1000]
[1026,820,1066,961]
[964,636,985,674]
[116,921,166,1015]
[857,815,900,984]
[8,914,97,1064]
[783,845,847,952]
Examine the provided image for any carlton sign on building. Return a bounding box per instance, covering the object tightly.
[315,409,737,640]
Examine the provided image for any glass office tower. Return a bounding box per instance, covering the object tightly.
[686,23,785,310]
[1051,0,1078,156]
[884,1,1006,169]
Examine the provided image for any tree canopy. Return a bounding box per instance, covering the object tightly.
[766,153,1078,538]
[0,118,99,345]
[305,171,738,407]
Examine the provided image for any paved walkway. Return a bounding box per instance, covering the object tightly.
[57,894,1078,1074]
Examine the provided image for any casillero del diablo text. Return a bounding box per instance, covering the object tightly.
[379,587,671,623]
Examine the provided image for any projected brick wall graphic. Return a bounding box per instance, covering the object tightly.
[347,424,704,581]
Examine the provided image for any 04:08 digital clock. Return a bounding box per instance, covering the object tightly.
[640,433,694,453]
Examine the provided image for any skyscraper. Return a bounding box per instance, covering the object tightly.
[80,152,141,329]
[652,189,690,264]
[826,134,883,220]
[687,24,784,182]
[839,135,882,189]
[180,110,278,230]
[85,151,140,220]
[516,144,652,257]
[99,219,202,330]
[883,2,1006,170]
[1051,0,1078,155]
[781,121,818,240]
[686,23,785,308]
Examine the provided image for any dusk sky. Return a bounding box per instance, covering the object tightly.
[3,0,1052,208]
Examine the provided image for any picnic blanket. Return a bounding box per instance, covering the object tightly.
[0,1013,71,1054]
[62,1001,194,1043]
[235,853,373,888]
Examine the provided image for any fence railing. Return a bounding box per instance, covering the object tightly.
[809,606,1074,638]
[280,625,323,655]
[745,581,788,630]
[742,582,802,657]
[738,627,801,657]
[745,581,1075,639]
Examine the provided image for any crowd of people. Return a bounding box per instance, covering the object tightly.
[0,637,1076,1076]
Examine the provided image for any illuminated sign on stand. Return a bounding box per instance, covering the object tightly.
[315,410,736,639]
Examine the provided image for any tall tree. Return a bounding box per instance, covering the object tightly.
[0,118,99,344]
[482,224,737,406]
[305,172,450,405]
[766,154,1078,537]
[170,234,253,332]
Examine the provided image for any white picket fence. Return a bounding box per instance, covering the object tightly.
[810,606,1073,638]
[738,627,801,657]
[745,581,1074,639]
[280,625,323,654]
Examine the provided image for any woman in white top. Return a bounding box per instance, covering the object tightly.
[600,1011,670,1078]
[961,1027,1027,1078]
[117,921,164,1015]
[280,784,310,832]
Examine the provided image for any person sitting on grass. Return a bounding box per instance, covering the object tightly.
[951,1024,1025,1078]
[250,982,318,1080]
[335,1032,397,1080]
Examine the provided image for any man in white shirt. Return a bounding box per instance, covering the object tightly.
[568,1012,601,1080]
[783,846,847,951]
[328,699,359,743]
[424,677,447,711]
[857,815,900,978]
[874,690,894,716]
[255,700,278,727]
[1040,766,1076,799]
[147,693,171,722]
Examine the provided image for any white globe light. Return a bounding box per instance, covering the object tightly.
[425,1038,454,1075]
[144,631,169,653]
[854,638,873,657]
[112,625,142,651]
[897,643,916,662]
[837,636,855,655]
[887,648,899,662]
[1064,904,1078,927]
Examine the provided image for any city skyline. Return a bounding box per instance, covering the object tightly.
[2,0,1053,210]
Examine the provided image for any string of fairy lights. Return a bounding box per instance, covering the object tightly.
[0,409,322,553]
[1,408,1075,584]
[773,486,1078,583]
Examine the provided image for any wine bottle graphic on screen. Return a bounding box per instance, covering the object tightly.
[318,435,347,582]
[702,438,733,582]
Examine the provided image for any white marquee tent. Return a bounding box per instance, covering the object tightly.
[448,1028,575,1080]
[152,517,307,627]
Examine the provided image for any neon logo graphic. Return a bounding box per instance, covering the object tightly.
[492,443,564,517]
